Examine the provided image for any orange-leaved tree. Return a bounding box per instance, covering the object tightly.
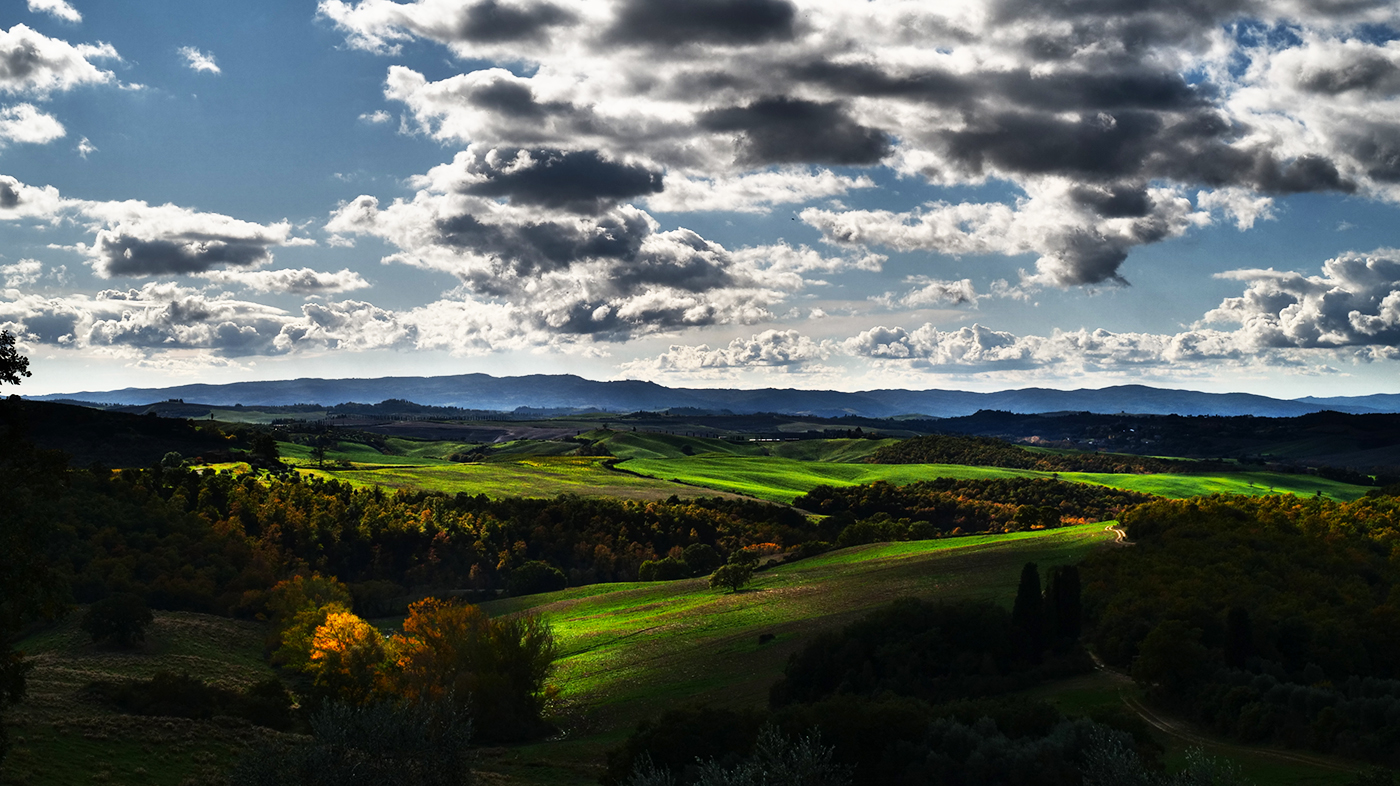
[307,610,393,707]
[391,598,558,742]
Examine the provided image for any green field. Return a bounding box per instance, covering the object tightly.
[619,455,1371,503]
[297,456,736,501]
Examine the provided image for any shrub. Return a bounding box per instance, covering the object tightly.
[639,557,691,582]
[80,594,153,648]
[507,561,567,596]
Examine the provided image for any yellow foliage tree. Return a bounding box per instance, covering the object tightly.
[308,610,392,706]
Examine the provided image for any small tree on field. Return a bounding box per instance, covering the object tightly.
[710,551,758,593]
[81,594,154,648]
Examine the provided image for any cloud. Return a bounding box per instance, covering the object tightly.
[0,258,41,287]
[605,0,796,47]
[203,267,371,295]
[875,277,979,308]
[0,24,117,97]
[442,146,664,214]
[75,135,94,157]
[647,168,874,214]
[177,46,221,75]
[0,102,64,145]
[628,328,829,374]
[803,180,1214,287]
[318,0,578,54]
[310,0,1400,293]
[27,0,81,23]
[77,201,307,277]
[1203,249,1400,349]
[359,109,392,123]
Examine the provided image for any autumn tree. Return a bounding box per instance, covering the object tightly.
[307,611,392,707]
[391,598,558,741]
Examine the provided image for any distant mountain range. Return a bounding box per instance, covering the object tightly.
[30,374,1400,419]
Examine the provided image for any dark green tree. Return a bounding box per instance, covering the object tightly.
[1011,562,1043,659]
[81,594,154,648]
[507,561,567,596]
[682,544,723,577]
[710,553,757,594]
[0,330,30,386]
[1224,607,1252,669]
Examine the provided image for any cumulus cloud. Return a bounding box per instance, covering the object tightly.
[311,0,1400,291]
[635,329,829,373]
[203,267,370,294]
[1,258,42,287]
[0,102,64,146]
[77,200,308,277]
[178,46,221,74]
[1202,249,1400,349]
[0,24,117,97]
[875,277,979,308]
[27,0,82,23]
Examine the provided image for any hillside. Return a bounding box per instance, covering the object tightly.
[32,373,1398,418]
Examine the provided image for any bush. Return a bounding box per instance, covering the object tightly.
[507,561,567,596]
[85,671,293,730]
[604,706,767,785]
[229,698,475,786]
[639,557,691,582]
[80,594,153,648]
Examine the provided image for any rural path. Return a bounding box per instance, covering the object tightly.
[1087,653,1359,774]
[1105,522,1131,545]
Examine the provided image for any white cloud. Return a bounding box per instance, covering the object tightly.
[875,277,978,308]
[75,135,94,157]
[0,258,42,287]
[204,267,370,294]
[0,103,64,146]
[177,46,221,74]
[76,200,307,277]
[27,0,82,23]
[0,24,117,97]
[647,169,875,215]
[359,109,392,124]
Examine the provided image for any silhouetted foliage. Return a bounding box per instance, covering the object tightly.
[507,560,568,596]
[229,698,475,786]
[795,477,1153,539]
[1012,562,1044,660]
[1083,492,1400,763]
[0,330,29,386]
[869,433,1190,474]
[85,670,293,730]
[80,593,153,648]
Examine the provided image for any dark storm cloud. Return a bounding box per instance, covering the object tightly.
[454,0,576,43]
[699,97,891,166]
[93,233,277,277]
[1070,184,1153,217]
[607,0,796,46]
[1346,124,1400,182]
[938,108,1355,193]
[460,149,663,213]
[434,210,651,285]
[1296,52,1400,95]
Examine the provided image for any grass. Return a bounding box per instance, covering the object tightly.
[485,522,1113,741]
[5,611,285,786]
[618,455,1372,504]
[295,456,732,501]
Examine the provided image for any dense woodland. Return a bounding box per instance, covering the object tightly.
[1083,492,1400,763]
[794,477,1155,542]
[866,434,1201,474]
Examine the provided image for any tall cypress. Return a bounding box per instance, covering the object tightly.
[1045,565,1081,642]
[1011,562,1043,659]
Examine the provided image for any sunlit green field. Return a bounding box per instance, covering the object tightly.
[487,523,1112,728]
[618,455,1371,503]
[297,456,729,501]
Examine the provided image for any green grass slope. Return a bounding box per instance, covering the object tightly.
[298,456,736,501]
[619,456,1371,504]
[487,523,1112,734]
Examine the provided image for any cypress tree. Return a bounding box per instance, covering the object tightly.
[1044,565,1082,642]
[1011,562,1043,659]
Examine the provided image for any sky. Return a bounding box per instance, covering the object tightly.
[3,0,1400,399]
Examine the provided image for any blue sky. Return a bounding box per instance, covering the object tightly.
[3,0,1400,399]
